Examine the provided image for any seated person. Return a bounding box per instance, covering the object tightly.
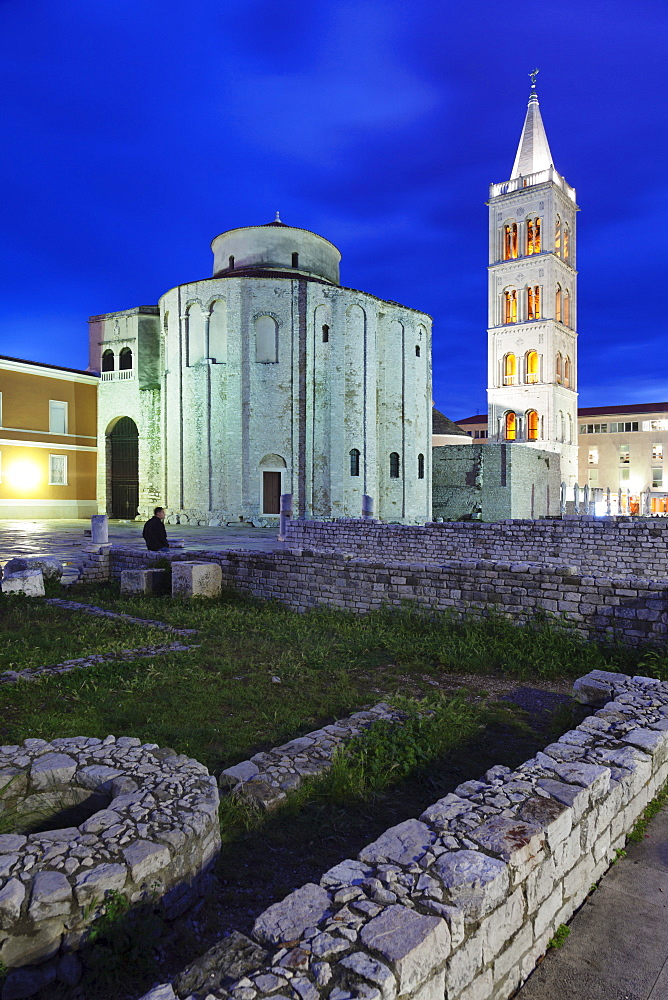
[142,506,170,552]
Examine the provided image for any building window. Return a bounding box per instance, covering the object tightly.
[527,409,539,440]
[119,347,133,370]
[555,285,562,322]
[525,350,539,383]
[229,255,235,269]
[526,285,541,320]
[503,353,517,385]
[555,215,561,256]
[619,444,630,464]
[588,469,599,485]
[564,356,571,388]
[49,454,67,485]
[588,447,598,465]
[503,289,517,324]
[505,411,516,441]
[555,352,562,384]
[652,468,663,489]
[322,324,330,343]
[610,421,639,433]
[102,350,115,372]
[255,315,278,363]
[503,223,518,260]
[568,413,573,443]
[415,345,420,357]
[559,411,565,442]
[652,442,663,461]
[563,289,571,327]
[580,424,587,434]
[563,226,570,261]
[620,467,630,483]
[418,453,425,479]
[389,452,400,478]
[526,217,541,254]
[209,299,227,363]
[49,400,68,435]
[292,252,299,268]
[349,449,360,477]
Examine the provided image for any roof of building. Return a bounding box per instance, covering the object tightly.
[0,354,96,378]
[511,84,554,180]
[433,408,469,436]
[578,402,668,417]
[455,413,488,425]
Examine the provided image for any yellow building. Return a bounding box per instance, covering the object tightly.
[0,355,98,518]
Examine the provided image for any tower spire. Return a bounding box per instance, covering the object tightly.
[510,70,554,179]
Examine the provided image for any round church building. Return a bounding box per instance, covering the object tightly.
[89,216,432,524]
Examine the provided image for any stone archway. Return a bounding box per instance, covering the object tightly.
[109,417,139,519]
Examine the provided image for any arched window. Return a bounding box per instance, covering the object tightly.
[102,349,114,372]
[563,226,570,261]
[564,356,571,388]
[389,452,400,478]
[504,353,517,385]
[526,350,539,384]
[415,345,420,357]
[526,217,542,254]
[555,285,562,322]
[291,252,299,268]
[527,409,539,440]
[505,411,516,441]
[228,255,235,270]
[555,215,561,256]
[559,411,565,442]
[119,347,133,370]
[349,449,360,477]
[255,315,278,363]
[504,289,517,324]
[556,352,562,384]
[527,286,534,320]
[503,223,518,260]
[568,413,573,443]
[418,453,425,479]
[527,285,541,320]
[209,299,227,363]
[322,324,329,343]
[187,303,205,365]
[563,289,571,327]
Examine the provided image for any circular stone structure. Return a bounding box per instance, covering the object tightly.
[0,736,220,986]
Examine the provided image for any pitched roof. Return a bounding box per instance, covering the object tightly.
[0,354,95,378]
[578,402,668,417]
[511,85,554,179]
[455,413,487,425]
[433,408,469,436]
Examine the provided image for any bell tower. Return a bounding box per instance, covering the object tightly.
[486,71,578,485]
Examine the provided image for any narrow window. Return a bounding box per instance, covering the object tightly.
[534,285,541,318]
[588,447,598,465]
[619,444,630,464]
[526,218,534,255]
[652,442,663,461]
[255,315,278,363]
[559,412,565,442]
[102,349,114,372]
[503,289,517,324]
[620,467,630,483]
[322,324,329,343]
[505,412,516,441]
[49,400,68,435]
[555,285,562,322]
[527,286,534,320]
[527,409,539,440]
[563,289,571,327]
[563,226,570,261]
[119,347,133,370]
[389,452,400,478]
[349,448,360,476]
[555,352,562,384]
[535,217,541,252]
[228,255,235,269]
[49,454,67,485]
[292,252,299,268]
[503,223,518,260]
[563,356,571,388]
[555,215,561,256]
[653,468,664,489]
[415,344,420,357]
[209,299,227,363]
[568,414,573,443]
[418,453,425,479]
[504,353,517,385]
[526,350,539,384]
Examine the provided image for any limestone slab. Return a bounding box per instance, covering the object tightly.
[359,904,450,994]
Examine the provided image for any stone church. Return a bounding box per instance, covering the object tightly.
[89,217,432,524]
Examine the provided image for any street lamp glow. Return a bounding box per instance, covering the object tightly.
[7,460,41,492]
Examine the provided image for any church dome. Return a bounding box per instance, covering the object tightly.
[211,214,341,284]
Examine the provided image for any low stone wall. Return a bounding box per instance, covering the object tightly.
[0,737,220,996]
[139,670,668,1000]
[283,516,668,578]
[105,546,668,647]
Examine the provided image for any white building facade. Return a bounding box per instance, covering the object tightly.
[487,80,579,485]
[89,218,432,524]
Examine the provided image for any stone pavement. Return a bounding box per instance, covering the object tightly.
[0,518,285,571]
[517,802,668,1000]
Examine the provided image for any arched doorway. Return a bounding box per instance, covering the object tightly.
[109,417,139,518]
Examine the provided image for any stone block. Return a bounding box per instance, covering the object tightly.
[28,871,73,920]
[120,568,169,596]
[0,879,25,923]
[339,952,396,1000]
[172,561,222,598]
[0,920,64,968]
[1,961,57,1000]
[533,882,563,939]
[458,967,493,1000]
[358,818,435,867]
[433,850,509,921]
[493,923,533,983]
[253,883,331,945]
[1,569,45,597]
[3,555,63,581]
[359,905,450,995]
[30,753,77,790]
[73,863,128,904]
[219,760,260,788]
[469,815,544,880]
[481,887,524,960]
[518,794,572,850]
[444,927,484,995]
[122,840,171,882]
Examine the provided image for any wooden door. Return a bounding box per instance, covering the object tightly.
[262,471,281,514]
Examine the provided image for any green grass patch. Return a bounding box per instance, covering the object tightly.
[548,923,571,949]
[628,779,668,842]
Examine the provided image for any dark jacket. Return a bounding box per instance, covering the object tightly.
[142,516,169,551]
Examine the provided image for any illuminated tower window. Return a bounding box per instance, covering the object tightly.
[527,409,539,440]
[526,350,539,384]
[505,411,516,440]
[526,217,542,254]
[564,356,571,388]
[534,285,541,318]
[503,223,518,260]
[526,285,541,320]
[563,289,571,327]
[503,289,517,324]
[556,352,562,384]
[504,353,517,385]
[555,215,561,256]
[555,285,562,322]
[563,226,570,261]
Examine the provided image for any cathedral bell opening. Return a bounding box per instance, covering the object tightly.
[109,417,139,519]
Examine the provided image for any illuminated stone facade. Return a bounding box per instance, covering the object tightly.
[486,82,579,485]
[90,220,432,524]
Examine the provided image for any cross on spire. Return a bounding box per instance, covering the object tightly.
[529,67,539,88]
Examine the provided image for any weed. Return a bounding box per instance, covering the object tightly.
[613,848,627,862]
[637,649,668,682]
[0,960,7,983]
[548,924,570,949]
[628,778,668,842]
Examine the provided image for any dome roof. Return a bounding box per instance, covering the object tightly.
[211,216,341,284]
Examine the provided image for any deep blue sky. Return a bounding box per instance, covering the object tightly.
[1,0,666,419]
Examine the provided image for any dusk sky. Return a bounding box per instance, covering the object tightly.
[0,0,666,420]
